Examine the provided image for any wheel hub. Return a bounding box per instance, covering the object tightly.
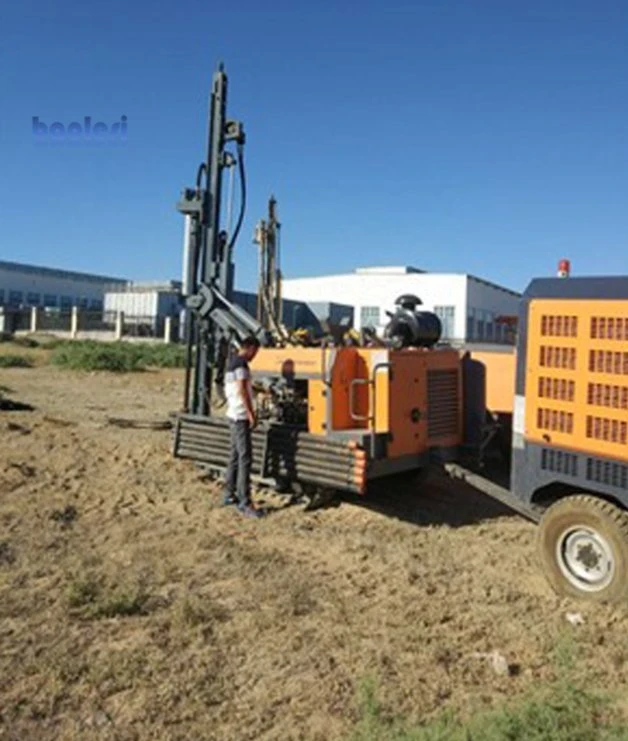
[556,527,615,592]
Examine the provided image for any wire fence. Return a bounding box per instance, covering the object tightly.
[0,307,180,342]
[80,311,116,332]
[122,315,168,339]
[39,310,74,331]
[6,308,31,332]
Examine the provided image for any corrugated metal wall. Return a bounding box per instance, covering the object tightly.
[104,291,159,317]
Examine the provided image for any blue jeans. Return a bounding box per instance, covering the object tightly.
[224,420,252,505]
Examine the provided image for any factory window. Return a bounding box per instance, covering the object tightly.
[360,306,380,328]
[43,294,58,307]
[78,297,88,309]
[0,290,4,305]
[26,292,41,306]
[60,295,73,309]
[8,290,23,306]
[466,310,475,341]
[476,310,485,341]
[434,306,456,340]
[485,312,494,341]
[90,299,103,310]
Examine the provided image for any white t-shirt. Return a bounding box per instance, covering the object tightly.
[225,354,253,421]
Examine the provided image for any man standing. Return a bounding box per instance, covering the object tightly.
[223,336,264,518]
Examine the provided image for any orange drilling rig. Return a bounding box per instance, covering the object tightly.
[173,66,628,604]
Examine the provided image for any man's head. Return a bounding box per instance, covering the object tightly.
[239,336,261,362]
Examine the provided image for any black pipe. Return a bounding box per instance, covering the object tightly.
[182,312,194,413]
[176,450,362,493]
[179,440,359,464]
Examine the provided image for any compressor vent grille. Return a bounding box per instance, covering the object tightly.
[541,448,578,477]
[541,315,578,337]
[537,408,574,434]
[585,416,628,446]
[590,316,628,341]
[589,350,628,375]
[427,369,459,439]
[538,376,575,402]
[539,346,577,370]
[587,383,628,410]
[586,457,628,491]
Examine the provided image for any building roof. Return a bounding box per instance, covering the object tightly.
[0,259,126,285]
[354,266,425,275]
[467,274,521,298]
[285,266,520,296]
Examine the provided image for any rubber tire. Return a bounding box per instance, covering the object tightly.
[538,494,628,603]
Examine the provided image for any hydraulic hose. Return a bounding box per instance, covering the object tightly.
[227,142,246,254]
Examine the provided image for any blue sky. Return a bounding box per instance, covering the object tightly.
[1,0,627,293]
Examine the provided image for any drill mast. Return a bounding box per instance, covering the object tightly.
[254,195,283,333]
[177,65,272,416]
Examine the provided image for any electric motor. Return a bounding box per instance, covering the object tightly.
[383,294,442,349]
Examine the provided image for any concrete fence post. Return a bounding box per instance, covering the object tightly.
[30,306,39,333]
[115,311,124,340]
[71,307,79,338]
[164,316,172,344]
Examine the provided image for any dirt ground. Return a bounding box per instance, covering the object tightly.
[1,361,628,741]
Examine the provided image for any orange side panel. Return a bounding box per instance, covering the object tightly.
[388,352,428,458]
[251,347,324,376]
[354,349,391,434]
[524,299,628,462]
[308,379,327,435]
[330,349,369,431]
[468,348,516,415]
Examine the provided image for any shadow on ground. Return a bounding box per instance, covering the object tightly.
[344,463,519,528]
[0,398,35,412]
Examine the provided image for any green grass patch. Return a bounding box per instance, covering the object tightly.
[67,578,101,609]
[136,342,188,368]
[349,674,628,741]
[67,577,149,619]
[0,355,33,368]
[51,341,143,372]
[50,340,186,372]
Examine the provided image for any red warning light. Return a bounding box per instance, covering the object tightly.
[557,259,571,278]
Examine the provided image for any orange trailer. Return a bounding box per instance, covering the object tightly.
[175,275,628,604]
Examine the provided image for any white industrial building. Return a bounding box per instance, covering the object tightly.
[281,266,520,344]
[103,281,182,337]
[104,281,181,319]
[0,259,125,310]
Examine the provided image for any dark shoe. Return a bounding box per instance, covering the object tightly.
[237,503,265,519]
[223,493,238,506]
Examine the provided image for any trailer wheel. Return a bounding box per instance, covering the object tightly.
[538,495,628,603]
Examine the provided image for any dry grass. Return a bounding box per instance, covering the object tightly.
[0,337,49,366]
[1,364,628,740]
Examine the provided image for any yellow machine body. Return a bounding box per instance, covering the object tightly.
[509,278,628,508]
[467,347,516,417]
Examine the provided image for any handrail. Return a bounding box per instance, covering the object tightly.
[370,362,392,458]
